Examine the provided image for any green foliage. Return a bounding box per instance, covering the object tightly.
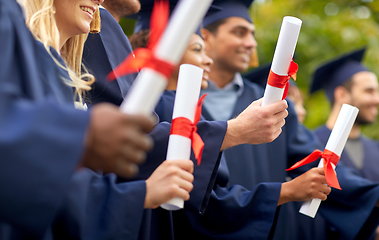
[118,0,379,138]
[252,0,379,139]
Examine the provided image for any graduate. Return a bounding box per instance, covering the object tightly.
[0,0,156,238]
[196,0,379,239]
[129,2,336,239]
[311,48,379,239]
[0,0,196,239]
[244,63,307,123]
[83,0,290,214]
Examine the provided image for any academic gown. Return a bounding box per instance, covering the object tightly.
[0,2,151,239]
[0,0,87,238]
[199,79,379,240]
[83,8,137,106]
[83,10,229,240]
[314,125,379,240]
[315,125,379,182]
[155,91,282,240]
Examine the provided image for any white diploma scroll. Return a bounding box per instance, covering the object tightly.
[160,64,204,211]
[262,16,302,106]
[120,0,213,115]
[299,104,359,218]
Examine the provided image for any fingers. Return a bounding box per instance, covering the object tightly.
[122,114,155,133]
[264,99,288,115]
[251,98,263,106]
[169,159,194,174]
[114,161,139,178]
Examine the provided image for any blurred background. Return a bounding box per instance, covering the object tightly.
[119,0,379,139]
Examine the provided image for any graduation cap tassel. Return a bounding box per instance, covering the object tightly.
[90,6,101,33]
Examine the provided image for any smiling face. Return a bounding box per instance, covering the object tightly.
[54,0,103,46]
[348,71,379,125]
[167,34,213,90]
[204,17,257,74]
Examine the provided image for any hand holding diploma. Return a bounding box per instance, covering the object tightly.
[262,16,302,106]
[161,64,206,210]
[286,104,359,217]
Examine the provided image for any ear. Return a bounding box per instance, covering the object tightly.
[200,28,211,42]
[334,86,351,104]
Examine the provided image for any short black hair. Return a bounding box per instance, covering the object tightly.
[204,19,227,35]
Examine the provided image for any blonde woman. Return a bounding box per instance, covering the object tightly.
[1,1,195,239]
[24,0,100,106]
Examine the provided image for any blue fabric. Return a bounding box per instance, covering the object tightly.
[310,48,367,102]
[84,12,228,239]
[203,0,253,27]
[315,126,379,183]
[52,169,147,240]
[155,90,281,240]
[0,0,89,238]
[201,78,379,239]
[201,79,329,240]
[83,8,137,106]
[315,125,379,240]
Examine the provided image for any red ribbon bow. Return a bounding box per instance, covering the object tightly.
[107,0,174,81]
[267,59,298,100]
[170,94,207,165]
[286,149,341,190]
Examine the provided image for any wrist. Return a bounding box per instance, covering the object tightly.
[221,119,243,150]
[278,182,291,206]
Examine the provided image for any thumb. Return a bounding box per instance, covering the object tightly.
[251,98,263,107]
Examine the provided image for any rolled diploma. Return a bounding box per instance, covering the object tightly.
[160,64,204,210]
[262,16,302,106]
[120,0,213,115]
[299,104,359,218]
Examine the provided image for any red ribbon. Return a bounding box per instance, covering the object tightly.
[267,59,298,100]
[170,94,207,165]
[286,149,341,190]
[107,0,174,81]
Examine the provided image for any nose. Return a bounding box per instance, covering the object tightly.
[202,52,213,68]
[373,91,379,105]
[93,0,104,4]
[244,33,257,49]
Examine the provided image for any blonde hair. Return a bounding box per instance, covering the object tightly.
[23,0,95,104]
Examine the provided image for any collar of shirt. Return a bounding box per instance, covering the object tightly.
[206,73,244,96]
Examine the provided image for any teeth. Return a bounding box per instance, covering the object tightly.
[80,6,94,15]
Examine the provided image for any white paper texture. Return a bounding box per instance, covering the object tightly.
[161,64,204,210]
[300,104,359,218]
[120,0,213,115]
[262,16,302,106]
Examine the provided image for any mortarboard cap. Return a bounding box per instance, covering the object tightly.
[203,0,254,27]
[310,47,368,101]
[132,0,221,36]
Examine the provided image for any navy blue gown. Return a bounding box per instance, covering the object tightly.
[155,91,282,240]
[83,7,229,240]
[315,125,379,239]
[83,8,137,106]
[198,79,379,240]
[0,0,87,238]
[0,2,151,239]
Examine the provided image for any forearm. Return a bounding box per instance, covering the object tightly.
[221,119,244,151]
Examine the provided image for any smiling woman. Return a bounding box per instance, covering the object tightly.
[23,0,104,105]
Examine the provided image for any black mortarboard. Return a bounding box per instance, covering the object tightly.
[132,0,221,36]
[203,0,254,27]
[310,48,368,101]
